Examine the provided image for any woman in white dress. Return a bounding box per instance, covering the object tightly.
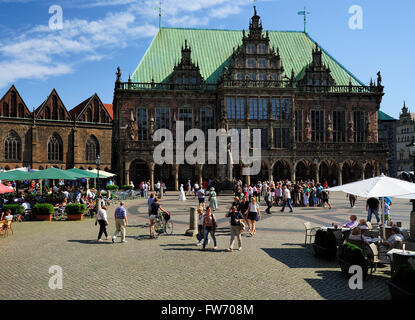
[178,184,186,201]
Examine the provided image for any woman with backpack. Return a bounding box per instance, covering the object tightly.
[201,206,218,251]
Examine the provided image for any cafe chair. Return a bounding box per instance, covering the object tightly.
[391,252,410,276]
[403,242,415,251]
[303,222,320,245]
[368,243,380,274]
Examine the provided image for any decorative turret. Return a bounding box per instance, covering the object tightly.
[248,6,263,39]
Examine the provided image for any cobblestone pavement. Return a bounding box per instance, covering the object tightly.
[0,191,410,300]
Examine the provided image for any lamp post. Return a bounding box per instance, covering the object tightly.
[406,138,415,240]
[313,157,319,184]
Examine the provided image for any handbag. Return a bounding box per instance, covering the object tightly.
[239,221,246,231]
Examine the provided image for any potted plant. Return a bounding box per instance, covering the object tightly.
[106,185,119,191]
[121,185,133,190]
[388,264,415,300]
[313,229,337,259]
[3,204,25,217]
[65,204,86,221]
[33,203,54,221]
[338,242,369,280]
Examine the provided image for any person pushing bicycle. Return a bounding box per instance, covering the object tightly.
[149,197,169,239]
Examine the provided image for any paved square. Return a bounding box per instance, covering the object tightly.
[0,192,410,300]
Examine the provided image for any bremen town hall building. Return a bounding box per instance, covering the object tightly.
[112,8,387,190]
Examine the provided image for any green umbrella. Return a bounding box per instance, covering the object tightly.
[1,170,33,181]
[66,168,97,178]
[28,168,78,181]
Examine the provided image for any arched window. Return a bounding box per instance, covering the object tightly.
[18,103,25,118]
[59,108,65,120]
[4,131,21,161]
[86,136,99,162]
[44,106,51,119]
[48,133,63,162]
[3,102,9,117]
[10,91,17,117]
[52,96,58,120]
[87,109,92,122]
[94,100,99,122]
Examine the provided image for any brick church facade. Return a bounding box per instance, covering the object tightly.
[0,85,113,172]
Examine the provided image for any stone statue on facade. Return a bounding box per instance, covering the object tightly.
[127,109,138,141]
[327,113,333,142]
[347,119,354,143]
[116,66,122,82]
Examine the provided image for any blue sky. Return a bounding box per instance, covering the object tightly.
[0,0,413,118]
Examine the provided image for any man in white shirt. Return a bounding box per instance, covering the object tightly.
[193,182,199,199]
[280,185,293,213]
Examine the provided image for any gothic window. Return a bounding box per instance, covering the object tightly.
[236,98,245,120]
[59,108,65,120]
[227,97,245,120]
[259,98,268,120]
[259,73,267,81]
[10,91,17,117]
[86,136,99,162]
[48,133,63,162]
[258,59,267,68]
[281,99,290,120]
[18,104,25,118]
[295,110,303,142]
[271,98,290,120]
[354,111,366,142]
[236,73,244,80]
[311,110,325,142]
[333,111,346,142]
[274,128,290,149]
[248,59,256,68]
[3,102,9,117]
[271,73,278,81]
[178,108,193,133]
[271,98,280,120]
[249,98,267,120]
[155,108,170,130]
[52,96,58,120]
[250,128,268,149]
[249,73,256,80]
[176,77,183,84]
[44,106,51,119]
[247,44,255,54]
[258,44,266,54]
[249,98,258,119]
[137,108,148,140]
[94,99,99,122]
[4,131,21,161]
[87,109,92,122]
[200,108,214,134]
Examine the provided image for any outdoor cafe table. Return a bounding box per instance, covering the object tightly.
[386,249,415,262]
[320,227,350,232]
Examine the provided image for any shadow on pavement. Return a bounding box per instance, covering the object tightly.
[261,247,338,269]
[67,239,112,245]
[303,270,390,300]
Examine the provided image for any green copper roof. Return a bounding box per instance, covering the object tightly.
[132,27,364,86]
[378,110,396,121]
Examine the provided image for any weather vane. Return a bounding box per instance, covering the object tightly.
[154,0,162,29]
[297,6,311,33]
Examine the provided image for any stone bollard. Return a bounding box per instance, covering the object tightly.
[185,207,198,237]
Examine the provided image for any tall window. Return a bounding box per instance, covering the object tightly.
[18,104,25,118]
[249,98,268,120]
[354,111,366,142]
[155,108,170,130]
[10,91,17,117]
[333,111,345,142]
[87,109,92,122]
[48,134,63,162]
[227,97,244,120]
[94,100,99,122]
[295,110,303,142]
[178,109,193,133]
[52,96,58,120]
[200,108,214,134]
[258,59,267,68]
[311,110,325,142]
[274,128,290,149]
[226,97,236,119]
[271,98,290,120]
[4,131,21,161]
[247,44,255,54]
[59,108,65,121]
[44,106,51,119]
[248,59,256,68]
[3,102,9,117]
[250,128,268,149]
[137,108,148,140]
[271,99,281,119]
[281,99,290,120]
[86,136,99,162]
[258,43,266,53]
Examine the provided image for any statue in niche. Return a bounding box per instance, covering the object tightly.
[127,109,138,141]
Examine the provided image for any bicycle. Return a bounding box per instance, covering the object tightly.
[153,211,173,238]
[53,206,66,221]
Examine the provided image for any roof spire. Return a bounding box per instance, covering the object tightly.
[297,6,311,33]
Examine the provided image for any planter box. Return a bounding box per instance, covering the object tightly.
[338,258,368,280]
[35,215,53,221]
[66,214,84,221]
[387,280,415,300]
[313,243,337,260]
